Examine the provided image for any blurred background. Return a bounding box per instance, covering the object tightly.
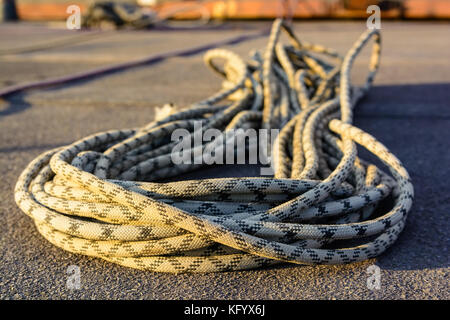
[2,0,450,24]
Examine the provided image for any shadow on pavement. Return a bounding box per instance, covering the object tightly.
[355,82,450,271]
[356,82,450,118]
[0,93,31,117]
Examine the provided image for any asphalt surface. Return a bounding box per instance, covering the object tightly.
[0,21,448,300]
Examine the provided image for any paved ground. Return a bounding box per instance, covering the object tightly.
[0,21,448,300]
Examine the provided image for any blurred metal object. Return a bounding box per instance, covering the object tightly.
[82,1,158,29]
[82,0,212,29]
[1,0,19,22]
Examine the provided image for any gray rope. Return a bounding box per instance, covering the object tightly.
[14,19,413,273]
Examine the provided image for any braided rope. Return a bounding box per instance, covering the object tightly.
[14,19,414,273]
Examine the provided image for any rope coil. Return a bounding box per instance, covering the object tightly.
[15,19,414,273]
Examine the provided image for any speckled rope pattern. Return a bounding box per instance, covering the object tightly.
[14,20,413,273]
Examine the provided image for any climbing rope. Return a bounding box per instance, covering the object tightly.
[14,19,414,273]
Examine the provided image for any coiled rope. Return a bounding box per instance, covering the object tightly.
[82,1,212,29]
[14,19,414,273]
